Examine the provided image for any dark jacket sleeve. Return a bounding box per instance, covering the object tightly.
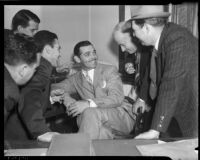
[151,26,198,133]
[20,82,51,139]
[19,59,53,139]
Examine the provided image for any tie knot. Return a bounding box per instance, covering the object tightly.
[152,48,158,57]
[85,71,92,84]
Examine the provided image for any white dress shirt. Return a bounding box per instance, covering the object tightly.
[82,69,97,107]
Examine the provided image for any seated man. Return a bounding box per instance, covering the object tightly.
[18,30,72,142]
[52,40,136,139]
[4,33,40,141]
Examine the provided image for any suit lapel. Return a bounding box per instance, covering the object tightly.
[156,23,170,85]
[76,71,95,94]
[93,63,103,89]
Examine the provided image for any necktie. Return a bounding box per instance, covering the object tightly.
[149,48,158,100]
[85,72,93,85]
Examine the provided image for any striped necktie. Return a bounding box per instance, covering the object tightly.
[149,48,158,100]
[85,71,93,85]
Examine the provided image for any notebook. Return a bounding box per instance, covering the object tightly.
[47,133,95,156]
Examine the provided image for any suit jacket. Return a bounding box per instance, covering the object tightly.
[137,46,152,105]
[52,63,124,108]
[4,66,30,140]
[18,57,53,139]
[150,22,198,137]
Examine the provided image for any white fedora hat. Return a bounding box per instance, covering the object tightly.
[130,5,171,19]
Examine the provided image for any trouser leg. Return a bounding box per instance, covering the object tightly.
[77,107,135,139]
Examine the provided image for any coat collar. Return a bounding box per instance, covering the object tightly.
[157,22,171,56]
[76,63,103,90]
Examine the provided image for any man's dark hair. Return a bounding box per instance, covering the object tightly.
[4,33,39,66]
[34,30,58,53]
[74,40,93,57]
[12,9,40,31]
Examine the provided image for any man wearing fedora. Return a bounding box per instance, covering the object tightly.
[129,5,198,139]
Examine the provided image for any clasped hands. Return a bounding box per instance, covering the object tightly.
[50,89,65,104]
[132,98,159,139]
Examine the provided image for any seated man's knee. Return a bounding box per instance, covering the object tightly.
[82,107,100,119]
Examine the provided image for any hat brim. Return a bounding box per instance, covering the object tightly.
[130,12,171,20]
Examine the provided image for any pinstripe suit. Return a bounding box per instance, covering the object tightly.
[52,62,135,139]
[150,22,198,137]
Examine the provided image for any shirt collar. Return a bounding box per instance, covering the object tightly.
[82,69,94,82]
[155,33,161,50]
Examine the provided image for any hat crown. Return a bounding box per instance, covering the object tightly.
[130,5,170,19]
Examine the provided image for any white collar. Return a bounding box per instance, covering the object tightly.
[155,33,161,50]
[82,69,94,83]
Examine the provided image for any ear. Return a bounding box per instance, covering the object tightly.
[17,25,23,32]
[46,45,53,53]
[43,45,52,57]
[73,55,81,63]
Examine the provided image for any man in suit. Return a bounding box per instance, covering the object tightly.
[129,5,198,139]
[113,21,154,134]
[18,30,67,142]
[52,40,136,139]
[4,32,40,141]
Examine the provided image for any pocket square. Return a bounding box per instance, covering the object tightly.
[102,80,106,88]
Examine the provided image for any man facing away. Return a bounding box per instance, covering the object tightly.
[4,33,40,141]
[52,40,137,139]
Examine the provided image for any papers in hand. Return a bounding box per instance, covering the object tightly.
[37,132,60,142]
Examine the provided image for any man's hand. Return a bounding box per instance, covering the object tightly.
[63,99,76,115]
[133,98,150,114]
[68,100,90,117]
[50,89,65,104]
[134,129,160,139]
[56,62,70,73]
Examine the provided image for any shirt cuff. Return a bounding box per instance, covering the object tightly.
[87,99,97,107]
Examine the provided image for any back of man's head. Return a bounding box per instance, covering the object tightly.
[12,9,40,32]
[34,30,58,53]
[4,33,39,66]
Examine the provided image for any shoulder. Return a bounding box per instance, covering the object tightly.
[163,22,194,42]
[96,62,119,77]
[97,62,118,71]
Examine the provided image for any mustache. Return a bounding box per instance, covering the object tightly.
[87,58,97,62]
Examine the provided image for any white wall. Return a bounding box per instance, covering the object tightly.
[39,5,90,65]
[4,5,119,68]
[90,5,119,67]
